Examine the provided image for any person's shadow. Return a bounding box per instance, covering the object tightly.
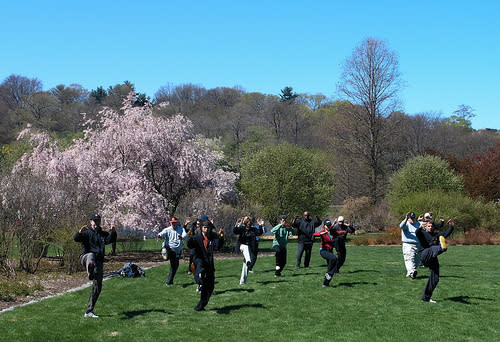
[444,296,494,305]
[121,309,169,319]
[214,288,255,295]
[213,303,265,314]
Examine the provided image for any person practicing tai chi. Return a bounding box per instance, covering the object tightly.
[74,214,117,318]
[313,219,338,287]
[416,219,455,303]
[187,219,224,311]
[271,215,294,277]
[158,217,188,286]
[399,211,421,279]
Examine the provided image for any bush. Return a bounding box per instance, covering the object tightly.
[390,190,499,232]
[340,197,395,232]
[452,229,500,245]
[389,155,463,200]
[0,278,43,301]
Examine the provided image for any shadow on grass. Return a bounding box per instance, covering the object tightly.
[346,269,380,274]
[444,296,494,305]
[121,309,169,320]
[257,280,287,285]
[336,281,378,287]
[290,272,319,277]
[213,303,265,315]
[214,288,255,295]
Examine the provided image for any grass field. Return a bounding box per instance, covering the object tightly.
[1,243,499,342]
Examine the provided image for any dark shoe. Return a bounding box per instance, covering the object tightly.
[88,261,95,280]
[194,306,205,311]
[166,282,174,286]
[411,270,418,279]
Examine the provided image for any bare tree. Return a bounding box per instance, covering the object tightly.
[337,38,403,201]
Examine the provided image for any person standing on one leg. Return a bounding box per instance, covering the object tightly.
[187,219,224,311]
[249,217,267,271]
[271,215,294,277]
[313,219,338,287]
[332,216,354,274]
[416,219,455,303]
[233,216,262,285]
[399,212,421,279]
[158,217,188,286]
[293,212,322,269]
[74,214,117,318]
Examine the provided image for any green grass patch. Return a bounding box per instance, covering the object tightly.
[1,245,499,341]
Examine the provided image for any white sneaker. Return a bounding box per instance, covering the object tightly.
[84,311,99,318]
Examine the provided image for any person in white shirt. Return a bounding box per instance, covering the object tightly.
[158,217,188,286]
[399,211,421,279]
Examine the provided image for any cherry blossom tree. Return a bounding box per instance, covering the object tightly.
[9,93,238,233]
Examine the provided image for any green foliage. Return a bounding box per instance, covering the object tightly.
[1,246,499,341]
[0,140,30,174]
[240,143,334,222]
[389,155,464,199]
[389,190,499,231]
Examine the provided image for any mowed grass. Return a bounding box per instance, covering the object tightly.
[1,243,499,342]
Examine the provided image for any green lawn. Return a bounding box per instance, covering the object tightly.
[1,244,499,342]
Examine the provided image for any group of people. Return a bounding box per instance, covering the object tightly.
[74,208,455,317]
[399,211,455,303]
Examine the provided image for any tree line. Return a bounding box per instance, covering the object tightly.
[0,38,498,275]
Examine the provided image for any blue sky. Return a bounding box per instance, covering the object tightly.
[1,1,499,129]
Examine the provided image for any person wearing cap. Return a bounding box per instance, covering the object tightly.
[399,212,422,279]
[271,215,294,277]
[74,214,117,318]
[313,219,338,287]
[292,212,322,269]
[331,216,355,274]
[158,217,188,286]
[415,219,455,303]
[187,219,224,311]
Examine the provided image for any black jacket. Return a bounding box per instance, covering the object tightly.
[74,226,117,261]
[416,224,454,249]
[233,224,263,245]
[187,231,223,272]
[293,218,322,243]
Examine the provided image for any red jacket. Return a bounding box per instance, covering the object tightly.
[313,229,336,252]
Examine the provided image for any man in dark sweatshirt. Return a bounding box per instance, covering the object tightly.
[293,212,322,268]
[416,219,455,303]
[74,214,117,318]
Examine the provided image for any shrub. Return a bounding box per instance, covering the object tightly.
[340,198,395,232]
[0,279,43,301]
[390,190,499,232]
[452,229,500,245]
[389,155,463,200]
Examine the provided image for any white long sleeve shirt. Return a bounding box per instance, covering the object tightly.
[159,225,188,254]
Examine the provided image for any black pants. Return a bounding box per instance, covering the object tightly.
[296,241,313,268]
[420,245,444,301]
[273,245,287,275]
[249,239,259,269]
[166,249,180,285]
[195,261,215,310]
[334,238,346,273]
[320,249,337,285]
[80,253,103,313]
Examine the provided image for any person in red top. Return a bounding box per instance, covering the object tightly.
[313,219,338,287]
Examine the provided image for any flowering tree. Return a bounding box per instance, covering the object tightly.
[10,93,237,233]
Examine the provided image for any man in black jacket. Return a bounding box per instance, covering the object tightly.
[416,219,455,303]
[332,216,355,274]
[293,212,322,269]
[74,214,117,318]
[187,219,224,311]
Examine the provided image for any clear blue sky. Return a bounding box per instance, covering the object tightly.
[1,0,499,129]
